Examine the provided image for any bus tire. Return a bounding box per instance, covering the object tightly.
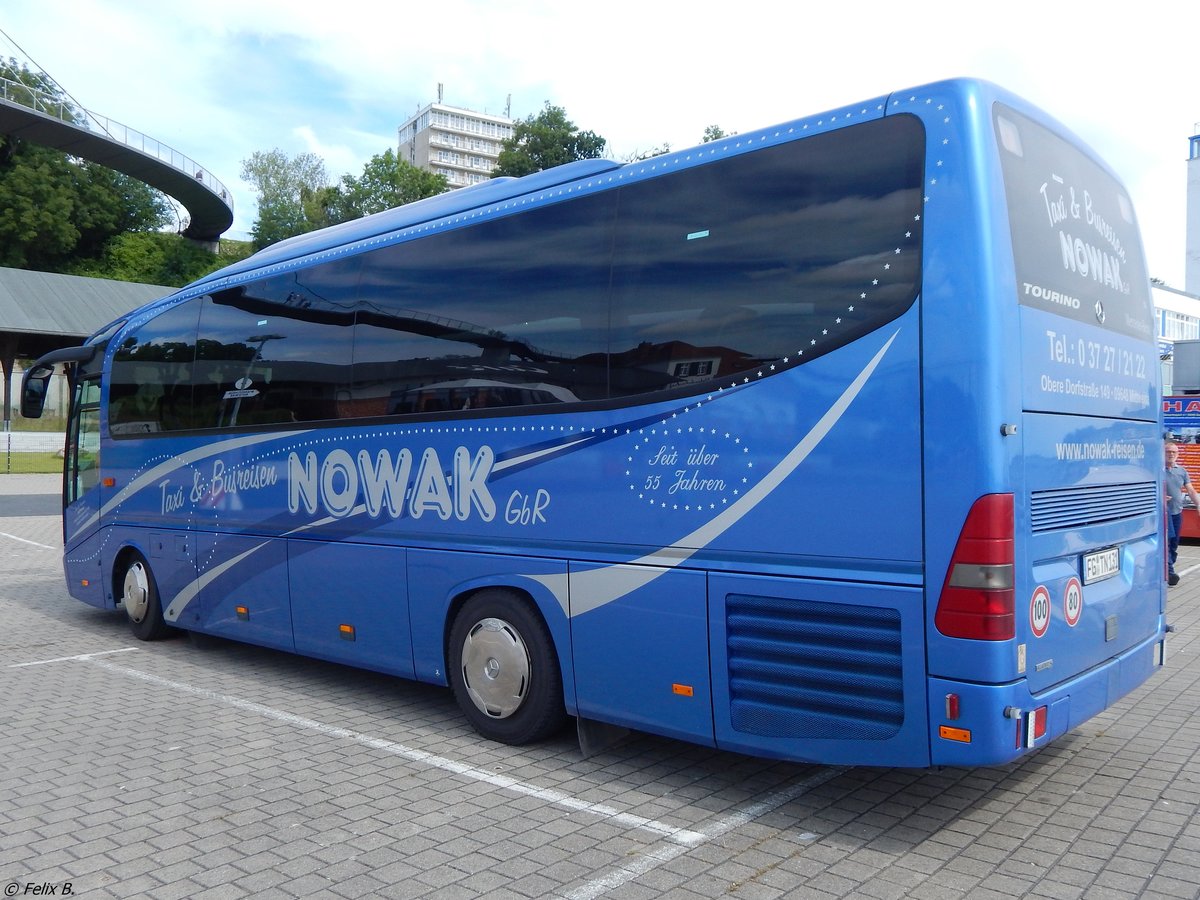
[120,552,171,641]
[448,589,567,745]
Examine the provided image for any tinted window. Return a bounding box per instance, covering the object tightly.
[109,299,200,434]
[119,117,926,432]
[351,116,923,415]
[608,114,925,396]
[352,192,617,416]
[192,261,358,428]
[996,103,1152,340]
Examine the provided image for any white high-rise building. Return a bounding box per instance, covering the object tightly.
[398,102,514,189]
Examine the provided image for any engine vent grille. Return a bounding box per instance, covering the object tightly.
[1030,482,1157,534]
[726,593,903,740]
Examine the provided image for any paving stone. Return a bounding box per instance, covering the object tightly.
[4,473,1200,898]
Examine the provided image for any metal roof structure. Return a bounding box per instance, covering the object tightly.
[0,266,168,358]
[0,266,170,424]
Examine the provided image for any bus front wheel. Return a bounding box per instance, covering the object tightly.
[120,552,171,641]
[448,590,567,745]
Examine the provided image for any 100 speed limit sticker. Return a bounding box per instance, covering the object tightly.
[1029,579,1085,637]
[1030,586,1051,637]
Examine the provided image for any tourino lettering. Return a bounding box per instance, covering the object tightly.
[1027,283,1080,309]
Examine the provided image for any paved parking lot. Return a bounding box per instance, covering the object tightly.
[3,472,1200,900]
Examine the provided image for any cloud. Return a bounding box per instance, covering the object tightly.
[1,0,1195,281]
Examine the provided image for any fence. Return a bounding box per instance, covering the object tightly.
[2,431,65,474]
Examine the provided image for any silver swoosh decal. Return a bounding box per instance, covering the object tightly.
[531,330,899,616]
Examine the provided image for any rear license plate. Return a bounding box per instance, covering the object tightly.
[1083,547,1120,584]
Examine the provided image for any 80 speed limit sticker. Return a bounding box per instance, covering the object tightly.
[1030,585,1051,638]
[1064,577,1083,627]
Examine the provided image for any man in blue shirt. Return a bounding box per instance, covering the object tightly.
[1164,442,1200,585]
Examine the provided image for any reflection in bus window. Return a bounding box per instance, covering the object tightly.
[386,379,577,415]
[192,265,357,427]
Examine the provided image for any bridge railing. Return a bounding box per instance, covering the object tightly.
[0,73,233,211]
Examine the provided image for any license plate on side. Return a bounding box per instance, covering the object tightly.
[1083,547,1120,584]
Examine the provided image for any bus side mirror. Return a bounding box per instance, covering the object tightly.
[19,346,96,420]
[20,363,54,419]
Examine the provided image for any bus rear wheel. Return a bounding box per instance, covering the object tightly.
[120,552,171,641]
[448,590,566,745]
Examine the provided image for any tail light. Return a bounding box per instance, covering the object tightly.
[935,494,1015,640]
[1006,704,1049,748]
[1025,705,1048,746]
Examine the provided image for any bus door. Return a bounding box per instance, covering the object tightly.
[193,533,294,652]
[63,375,105,605]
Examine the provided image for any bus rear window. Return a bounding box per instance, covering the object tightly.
[995,103,1153,341]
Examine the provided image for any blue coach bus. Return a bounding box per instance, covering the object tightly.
[23,79,1166,767]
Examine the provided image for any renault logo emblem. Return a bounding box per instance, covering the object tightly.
[1094,300,1106,325]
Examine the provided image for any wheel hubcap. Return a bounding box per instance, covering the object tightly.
[123,562,150,624]
[461,617,530,719]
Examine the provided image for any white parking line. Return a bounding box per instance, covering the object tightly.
[562,766,843,900]
[8,647,139,668]
[79,656,707,846]
[14,647,845,894]
[0,530,56,550]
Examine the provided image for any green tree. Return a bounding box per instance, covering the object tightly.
[331,150,448,220]
[0,141,171,270]
[701,125,732,143]
[72,164,174,259]
[300,184,342,233]
[239,149,330,249]
[0,59,172,273]
[493,103,607,178]
[0,143,78,269]
[68,232,231,288]
[0,58,233,286]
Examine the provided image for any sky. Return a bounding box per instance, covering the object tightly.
[1,0,1196,286]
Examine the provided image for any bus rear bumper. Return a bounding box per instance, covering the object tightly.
[928,626,1166,767]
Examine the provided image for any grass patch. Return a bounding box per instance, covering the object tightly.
[1,452,64,475]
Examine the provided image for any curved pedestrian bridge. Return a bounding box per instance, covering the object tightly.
[0,74,233,242]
